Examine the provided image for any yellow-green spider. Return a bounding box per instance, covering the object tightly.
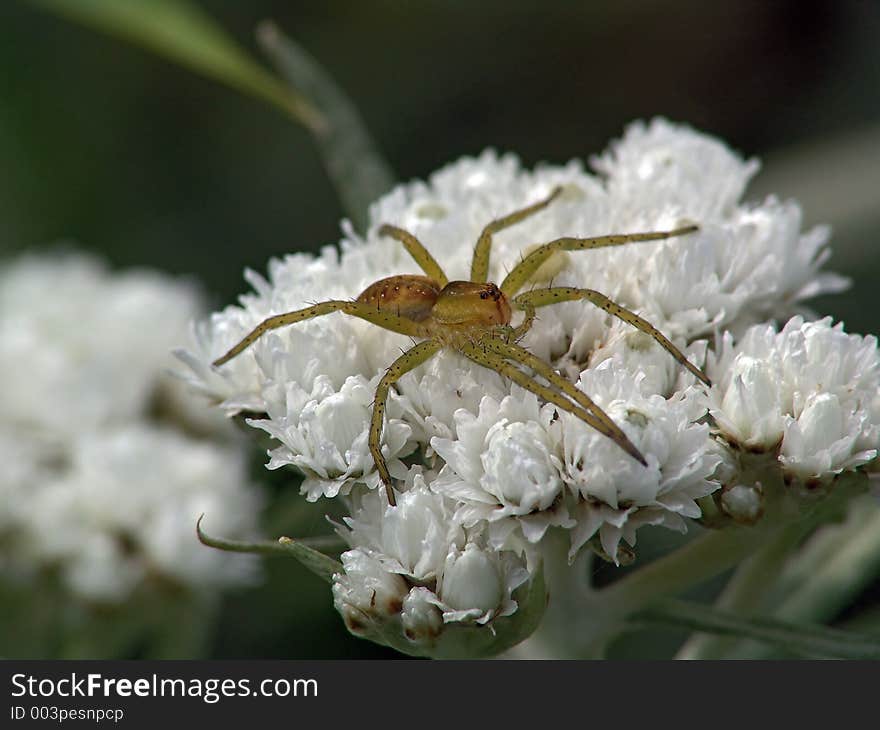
[213,187,709,505]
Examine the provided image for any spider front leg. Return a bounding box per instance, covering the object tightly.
[480,335,646,465]
[501,224,699,296]
[469,186,564,283]
[455,340,647,466]
[512,288,710,385]
[370,339,442,506]
[212,300,426,367]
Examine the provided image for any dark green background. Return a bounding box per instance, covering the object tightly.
[2,1,878,658]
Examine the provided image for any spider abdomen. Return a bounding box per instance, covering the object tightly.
[356,274,440,322]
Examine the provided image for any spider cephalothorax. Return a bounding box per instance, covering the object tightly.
[213,187,708,505]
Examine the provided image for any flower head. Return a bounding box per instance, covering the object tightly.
[708,316,880,486]
[179,119,877,653]
[332,472,533,652]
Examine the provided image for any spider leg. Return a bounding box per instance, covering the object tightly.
[455,340,647,466]
[501,224,698,297]
[212,300,426,367]
[513,287,710,386]
[510,302,536,340]
[378,225,449,286]
[470,186,563,283]
[480,336,646,459]
[370,339,442,505]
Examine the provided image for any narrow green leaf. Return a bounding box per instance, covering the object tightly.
[257,20,397,230]
[635,598,880,660]
[25,0,325,132]
[196,515,342,584]
[276,536,344,585]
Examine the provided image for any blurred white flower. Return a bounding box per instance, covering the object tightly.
[0,251,263,604]
[19,425,261,602]
[0,253,201,434]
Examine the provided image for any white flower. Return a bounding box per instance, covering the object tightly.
[713,355,786,450]
[0,251,263,604]
[433,542,528,624]
[333,473,531,637]
[431,392,572,553]
[252,374,414,501]
[341,471,462,581]
[177,120,876,654]
[332,549,409,636]
[400,587,444,643]
[719,483,764,524]
[559,364,720,562]
[708,316,880,484]
[391,349,510,445]
[0,253,203,434]
[180,119,842,515]
[4,424,262,604]
[591,119,848,339]
[780,393,876,483]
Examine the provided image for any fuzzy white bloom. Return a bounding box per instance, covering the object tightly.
[333,473,529,645]
[432,392,572,554]
[178,119,878,650]
[16,425,261,602]
[0,253,201,434]
[708,316,880,485]
[560,365,721,562]
[0,251,262,603]
[251,374,414,501]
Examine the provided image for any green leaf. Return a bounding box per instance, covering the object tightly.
[276,536,344,585]
[257,20,397,230]
[25,0,324,131]
[196,515,342,585]
[634,598,880,660]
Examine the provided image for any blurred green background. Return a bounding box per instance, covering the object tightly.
[2,0,879,658]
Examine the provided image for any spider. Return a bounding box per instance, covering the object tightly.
[213,187,709,506]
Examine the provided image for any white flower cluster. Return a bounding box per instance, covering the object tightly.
[707,316,880,486]
[0,253,262,603]
[332,471,528,647]
[180,119,878,649]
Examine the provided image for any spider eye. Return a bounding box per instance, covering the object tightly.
[479,292,488,300]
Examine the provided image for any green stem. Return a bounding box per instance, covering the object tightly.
[637,598,880,659]
[257,21,397,231]
[598,521,775,612]
[726,497,880,659]
[672,485,854,659]
[196,515,342,584]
